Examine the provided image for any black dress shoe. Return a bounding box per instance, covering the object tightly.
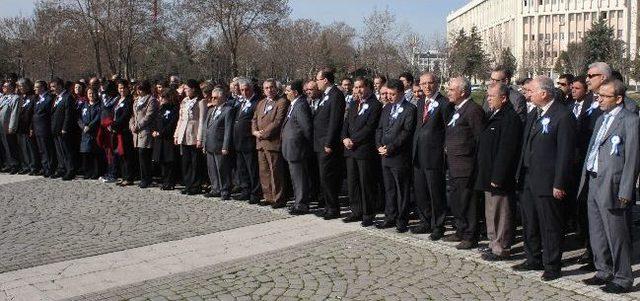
[601,282,630,294]
[204,192,218,198]
[62,174,75,181]
[582,276,609,286]
[323,212,340,220]
[396,224,408,233]
[221,195,231,201]
[361,219,374,227]
[232,194,250,201]
[248,198,260,204]
[410,225,431,234]
[481,252,510,261]
[185,189,200,195]
[289,208,309,215]
[541,271,561,281]
[442,234,462,242]
[478,246,492,254]
[271,202,286,209]
[342,215,361,223]
[51,172,63,179]
[430,231,444,241]
[375,220,396,229]
[456,240,478,250]
[138,181,150,189]
[258,201,271,206]
[512,262,544,271]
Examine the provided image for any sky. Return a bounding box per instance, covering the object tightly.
[0,0,468,37]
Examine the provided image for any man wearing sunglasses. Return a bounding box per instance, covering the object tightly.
[556,74,574,105]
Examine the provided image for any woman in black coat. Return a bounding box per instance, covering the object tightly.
[152,88,180,190]
[79,87,102,179]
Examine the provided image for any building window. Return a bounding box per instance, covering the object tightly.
[569,14,574,21]
[559,15,565,23]
[585,13,589,21]
[577,14,581,21]
[569,32,575,40]
[553,33,558,40]
[578,31,582,38]
[545,33,551,40]
[531,34,535,41]
[539,33,544,40]
[553,51,558,57]
[560,32,565,40]
[524,34,529,41]
[601,12,607,20]
[618,29,623,37]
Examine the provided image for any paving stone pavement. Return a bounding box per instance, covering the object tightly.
[0,178,289,273]
[1,175,639,300]
[65,231,599,301]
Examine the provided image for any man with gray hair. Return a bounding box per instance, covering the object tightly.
[233,77,262,203]
[443,76,485,249]
[514,75,576,281]
[484,66,528,122]
[587,62,638,114]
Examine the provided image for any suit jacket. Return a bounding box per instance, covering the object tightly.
[445,99,485,178]
[18,95,36,134]
[112,96,133,134]
[482,86,527,122]
[33,92,54,137]
[573,93,601,165]
[342,94,383,160]
[517,101,576,196]
[78,101,101,153]
[130,95,159,148]
[252,97,289,152]
[152,102,179,163]
[623,97,639,114]
[313,85,346,152]
[174,96,203,146]
[0,94,21,134]
[577,107,639,209]
[474,103,523,192]
[204,102,235,153]
[234,94,259,152]
[51,91,76,136]
[376,100,416,168]
[412,93,450,170]
[282,96,313,162]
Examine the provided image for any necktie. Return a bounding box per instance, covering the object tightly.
[573,103,580,117]
[586,114,611,172]
[422,101,430,124]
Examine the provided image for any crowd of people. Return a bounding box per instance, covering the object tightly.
[0,62,637,294]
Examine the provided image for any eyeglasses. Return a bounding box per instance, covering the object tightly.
[587,73,602,79]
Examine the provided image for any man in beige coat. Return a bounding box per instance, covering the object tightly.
[130,80,158,188]
[252,79,289,208]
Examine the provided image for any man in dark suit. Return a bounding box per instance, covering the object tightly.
[412,72,449,239]
[342,77,382,227]
[475,83,523,261]
[234,78,262,203]
[252,79,289,208]
[570,76,600,268]
[514,76,576,281]
[50,78,77,180]
[313,67,346,219]
[578,79,638,294]
[556,74,574,106]
[204,88,236,200]
[33,80,56,177]
[443,76,485,249]
[484,67,528,122]
[282,80,313,215]
[375,79,416,233]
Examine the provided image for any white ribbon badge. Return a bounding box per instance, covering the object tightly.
[611,135,621,155]
[447,112,460,127]
[541,117,550,134]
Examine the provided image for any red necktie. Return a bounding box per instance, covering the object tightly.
[422,101,430,124]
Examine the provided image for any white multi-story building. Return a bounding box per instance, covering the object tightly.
[446,0,637,77]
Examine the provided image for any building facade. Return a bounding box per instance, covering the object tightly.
[447,0,638,77]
